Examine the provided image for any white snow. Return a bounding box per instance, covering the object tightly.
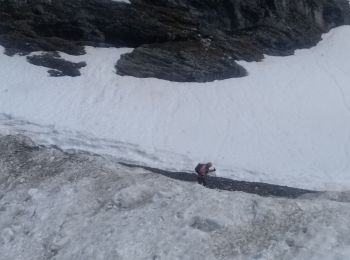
[2,23,350,259]
[1,26,350,190]
[2,138,350,260]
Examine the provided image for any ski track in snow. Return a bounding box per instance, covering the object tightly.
[1,26,350,190]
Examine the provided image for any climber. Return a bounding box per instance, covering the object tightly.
[195,162,216,187]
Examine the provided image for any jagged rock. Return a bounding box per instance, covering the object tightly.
[116,40,248,82]
[0,0,349,82]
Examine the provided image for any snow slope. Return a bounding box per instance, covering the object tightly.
[1,26,350,190]
[1,135,350,260]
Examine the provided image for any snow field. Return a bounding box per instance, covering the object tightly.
[1,26,350,190]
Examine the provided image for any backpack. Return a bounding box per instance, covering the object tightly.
[195,164,201,174]
[195,164,207,176]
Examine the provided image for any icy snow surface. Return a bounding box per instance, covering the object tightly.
[1,26,350,190]
[1,135,350,260]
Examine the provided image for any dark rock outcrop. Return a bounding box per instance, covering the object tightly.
[27,52,87,77]
[0,0,349,82]
[116,41,248,82]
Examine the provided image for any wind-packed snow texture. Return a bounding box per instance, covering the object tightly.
[1,26,350,190]
[1,134,350,260]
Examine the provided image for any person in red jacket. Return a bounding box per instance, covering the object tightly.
[195,162,216,186]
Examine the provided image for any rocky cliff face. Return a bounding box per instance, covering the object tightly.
[0,0,349,82]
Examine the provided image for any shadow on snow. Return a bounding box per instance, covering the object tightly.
[120,162,319,199]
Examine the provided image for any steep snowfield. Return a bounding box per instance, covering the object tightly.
[1,135,350,260]
[1,26,350,190]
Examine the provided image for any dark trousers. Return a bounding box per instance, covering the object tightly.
[197,175,207,186]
